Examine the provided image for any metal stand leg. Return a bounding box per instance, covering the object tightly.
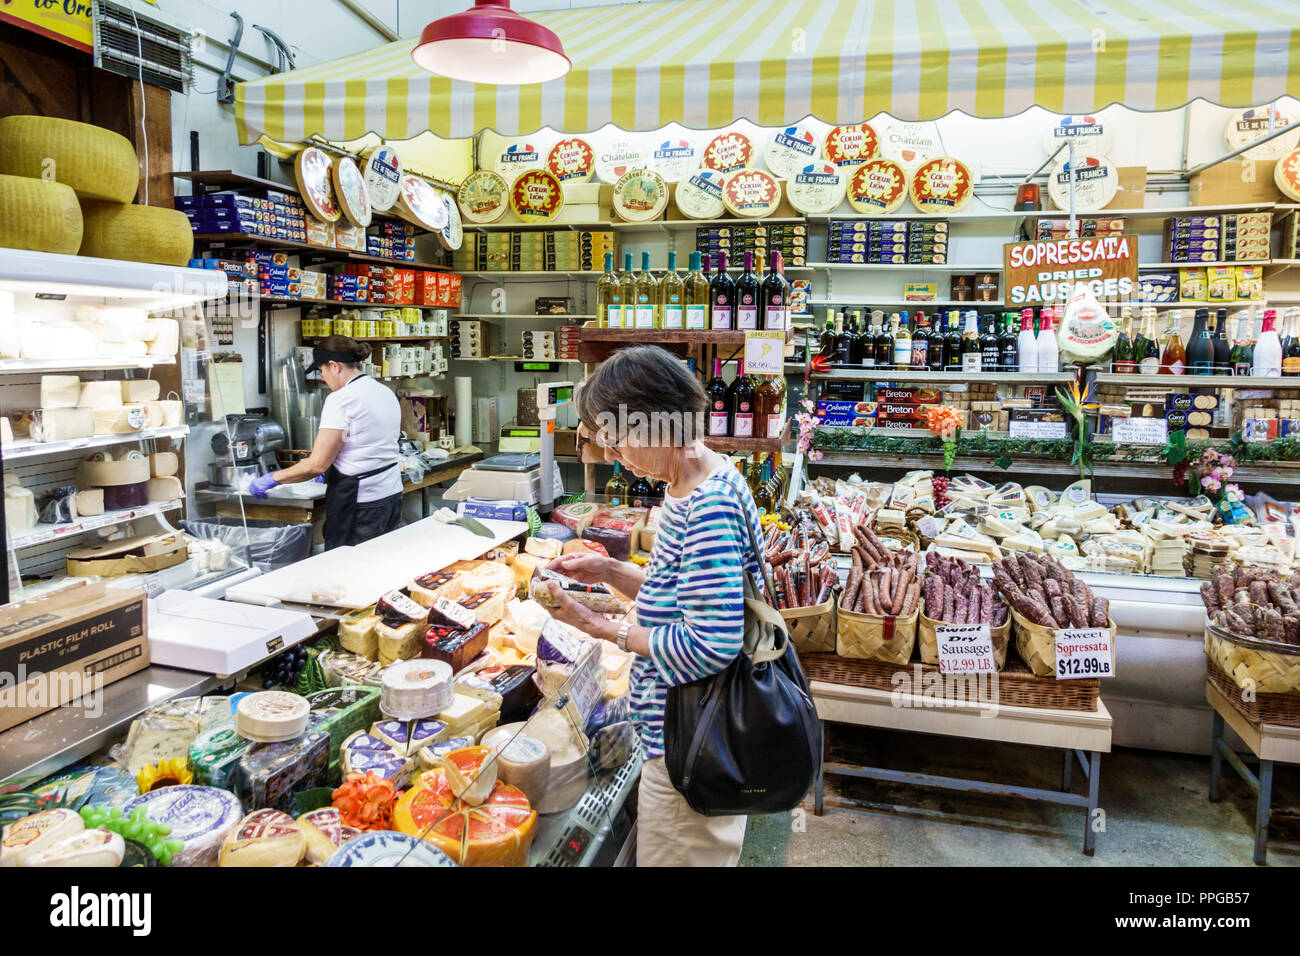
[1061,748,1073,792]
[1255,759,1274,865]
[1209,711,1224,802]
[1083,750,1101,857]
[814,720,826,816]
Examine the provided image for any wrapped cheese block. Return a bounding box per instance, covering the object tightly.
[460,664,541,724]
[150,451,179,478]
[435,689,498,736]
[1,809,84,867]
[423,620,489,672]
[296,808,354,865]
[457,589,506,626]
[123,786,244,867]
[120,379,161,402]
[534,619,600,697]
[375,589,428,624]
[376,619,423,664]
[144,318,179,356]
[338,606,379,659]
[16,407,95,442]
[231,731,330,815]
[39,375,81,408]
[189,727,252,789]
[553,501,600,533]
[581,524,632,561]
[4,477,36,534]
[530,567,624,613]
[393,751,536,866]
[510,553,547,588]
[25,829,125,867]
[92,404,146,435]
[408,569,462,607]
[218,809,306,867]
[147,476,183,502]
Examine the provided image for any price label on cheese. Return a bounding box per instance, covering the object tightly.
[1053,627,1115,679]
[935,623,997,675]
[744,331,785,375]
[566,644,603,723]
[432,596,477,630]
[1111,416,1168,445]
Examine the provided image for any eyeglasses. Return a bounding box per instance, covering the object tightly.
[576,424,621,460]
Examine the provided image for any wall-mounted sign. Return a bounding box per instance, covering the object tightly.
[1003,235,1138,305]
[1,0,156,53]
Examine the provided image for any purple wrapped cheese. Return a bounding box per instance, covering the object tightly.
[421,621,489,672]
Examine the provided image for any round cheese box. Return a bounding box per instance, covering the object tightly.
[324,829,457,867]
[823,123,880,167]
[510,169,564,223]
[457,169,510,224]
[703,130,754,174]
[362,146,402,212]
[612,168,668,222]
[491,139,545,184]
[648,134,701,183]
[673,167,726,220]
[438,191,463,250]
[880,121,941,171]
[236,691,310,742]
[909,156,974,214]
[721,169,782,218]
[546,137,595,183]
[294,147,341,223]
[1274,148,1300,202]
[396,175,450,233]
[1042,115,1113,160]
[381,658,455,720]
[123,786,243,868]
[846,158,908,215]
[331,155,372,229]
[764,123,820,179]
[1047,155,1118,211]
[787,161,846,214]
[594,137,650,184]
[1225,103,1300,161]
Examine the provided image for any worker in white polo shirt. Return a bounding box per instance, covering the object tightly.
[250,336,403,548]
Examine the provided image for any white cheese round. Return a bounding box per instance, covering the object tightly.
[362,146,402,212]
[674,167,726,219]
[25,829,124,868]
[457,170,510,224]
[294,147,341,223]
[880,121,942,172]
[787,161,845,214]
[381,658,455,720]
[396,175,450,233]
[438,191,463,250]
[491,139,545,184]
[1042,115,1114,160]
[594,137,650,184]
[1,809,84,867]
[764,124,820,179]
[721,169,782,218]
[648,134,701,183]
[491,734,551,806]
[612,168,668,222]
[124,786,243,867]
[236,691,310,743]
[331,156,372,229]
[1225,103,1300,161]
[1047,156,1118,211]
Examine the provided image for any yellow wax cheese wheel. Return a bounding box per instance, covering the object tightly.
[78,200,193,266]
[0,175,82,254]
[0,116,138,203]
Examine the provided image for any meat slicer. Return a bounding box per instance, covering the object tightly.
[209,414,286,489]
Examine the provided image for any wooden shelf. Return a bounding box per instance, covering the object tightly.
[1091,372,1294,388]
[191,233,451,271]
[173,170,418,225]
[704,423,790,454]
[258,294,454,310]
[307,334,446,342]
[810,262,1002,271]
[813,368,1075,384]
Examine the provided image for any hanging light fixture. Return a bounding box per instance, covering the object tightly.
[412,0,570,85]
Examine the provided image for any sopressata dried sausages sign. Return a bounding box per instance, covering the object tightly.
[1003,235,1138,305]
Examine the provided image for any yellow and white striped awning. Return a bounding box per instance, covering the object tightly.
[235,0,1300,144]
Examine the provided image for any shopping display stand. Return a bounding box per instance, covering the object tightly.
[1206,681,1300,864]
[811,679,1112,855]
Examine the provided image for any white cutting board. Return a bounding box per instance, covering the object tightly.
[149,591,317,674]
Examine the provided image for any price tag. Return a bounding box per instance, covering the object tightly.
[566,645,603,723]
[1008,420,1070,440]
[744,331,785,375]
[935,623,997,675]
[1111,417,1167,445]
[1053,627,1115,679]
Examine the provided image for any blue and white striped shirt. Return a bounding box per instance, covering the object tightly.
[631,463,765,759]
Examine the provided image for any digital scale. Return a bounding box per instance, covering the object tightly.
[499,425,542,453]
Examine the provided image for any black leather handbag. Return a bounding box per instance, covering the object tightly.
[663,509,823,817]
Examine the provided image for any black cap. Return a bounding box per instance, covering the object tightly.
[304,347,363,375]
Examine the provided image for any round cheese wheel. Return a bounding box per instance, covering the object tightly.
[395,175,450,233]
[674,167,726,219]
[362,146,402,212]
[492,139,545,184]
[509,169,564,223]
[331,156,372,229]
[764,123,821,179]
[846,159,908,214]
[612,168,668,222]
[546,137,595,183]
[648,134,701,182]
[324,829,457,867]
[823,123,880,167]
[381,659,455,720]
[721,169,782,218]
[880,122,941,172]
[787,161,846,214]
[25,829,124,868]
[0,809,84,867]
[909,156,974,214]
[218,809,306,867]
[236,691,310,743]
[1043,115,1114,160]
[295,147,341,223]
[393,764,536,866]
[457,170,510,223]
[594,137,650,184]
[703,131,754,174]
[438,191,463,250]
[1274,148,1300,202]
[296,807,352,865]
[0,175,82,255]
[0,116,138,203]
[123,786,243,868]
[1047,156,1118,211]
[1225,104,1300,161]
[78,201,193,267]
[490,734,551,805]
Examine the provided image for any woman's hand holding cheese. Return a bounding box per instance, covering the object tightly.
[546,552,610,585]
[542,579,616,639]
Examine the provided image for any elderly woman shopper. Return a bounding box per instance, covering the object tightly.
[539,346,764,867]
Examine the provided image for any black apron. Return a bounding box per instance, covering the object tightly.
[323,461,399,550]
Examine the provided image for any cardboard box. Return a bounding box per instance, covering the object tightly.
[1188,159,1284,206]
[0,581,149,733]
[65,533,188,577]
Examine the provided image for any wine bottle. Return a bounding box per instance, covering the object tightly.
[875,314,895,367]
[834,312,854,366]
[1253,309,1282,377]
[856,310,877,367]
[1016,309,1037,373]
[911,312,930,369]
[1136,307,1160,374]
[634,251,658,329]
[1185,308,1214,374]
[1111,307,1135,373]
[893,310,912,370]
[727,359,756,437]
[756,374,784,439]
[618,252,636,330]
[597,251,622,329]
[1285,308,1300,377]
[735,251,760,331]
[629,474,654,508]
[817,310,836,361]
[684,251,710,330]
[1159,309,1186,375]
[1036,307,1058,373]
[709,250,735,330]
[760,251,789,331]
[659,250,685,330]
[705,358,730,436]
[979,312,1000,371]
[944,310,962,370]
[960,310,982,372]
[998,312,1017,372]
[604,462,629,506]
[928,311,945,372]
[1212,308,1231,373]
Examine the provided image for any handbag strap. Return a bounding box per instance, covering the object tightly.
[740,499,780,603]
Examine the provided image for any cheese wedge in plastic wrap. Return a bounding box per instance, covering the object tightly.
[92,404,146,435]
[1001,529,1045,553]
[0,809,85,867]
[510,553,547,588]
[18,407,94,442]
[338,606,380,659]
[218,809,306,867]
[534,619,599,698]
[376,620,424,665]
[144,318,179,356]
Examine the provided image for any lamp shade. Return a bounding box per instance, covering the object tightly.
[412,0,570,85]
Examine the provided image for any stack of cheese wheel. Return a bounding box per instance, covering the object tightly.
[394,746,537,866]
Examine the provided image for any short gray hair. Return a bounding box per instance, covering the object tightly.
[576,346,707,447]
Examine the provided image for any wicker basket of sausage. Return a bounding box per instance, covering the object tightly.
[917,551,1011,668]
[1200,564,1300,695]
[765,511,839,655]
[991,552,1114,677]
[836,525,920,665]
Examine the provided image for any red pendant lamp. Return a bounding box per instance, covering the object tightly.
[412,0,571,85]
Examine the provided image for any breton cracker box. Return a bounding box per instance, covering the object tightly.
[0,581,149,733]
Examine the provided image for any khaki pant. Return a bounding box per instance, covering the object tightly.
[636,757,747,867]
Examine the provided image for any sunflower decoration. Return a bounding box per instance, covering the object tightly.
[925,404,963,472]
[136,758,193,794]
[1055,378,1100,480]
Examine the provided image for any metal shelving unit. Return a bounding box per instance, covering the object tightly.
[3,426,189,462]
[9,501,184,551]
[813,368,1076,384]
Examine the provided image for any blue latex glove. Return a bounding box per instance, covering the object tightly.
[249,473,279,499]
